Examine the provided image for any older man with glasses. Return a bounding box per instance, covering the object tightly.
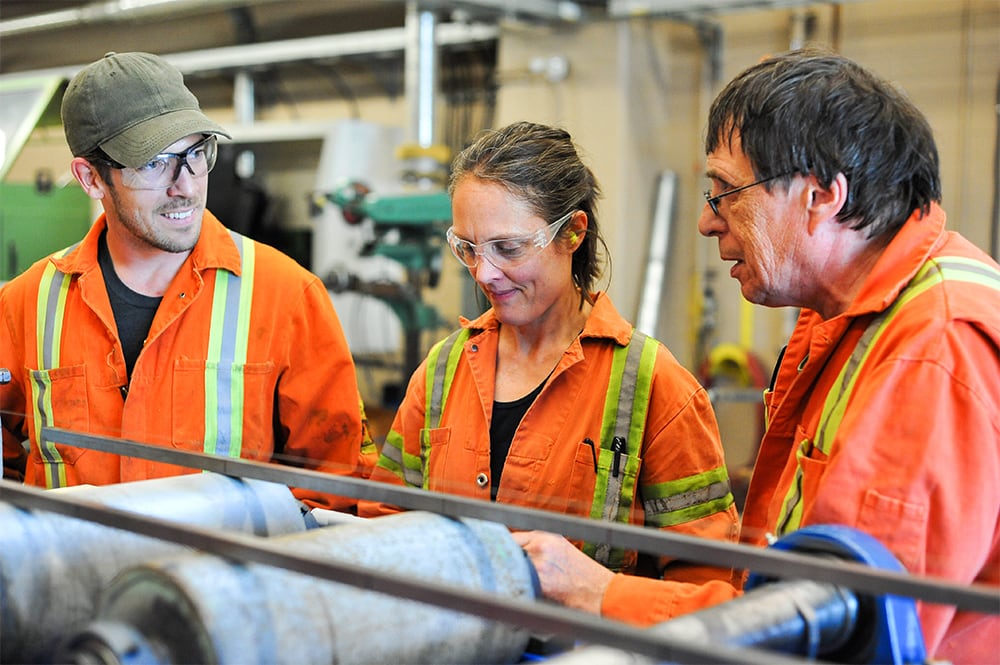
[0,52,376,512]
[508,49,999,664]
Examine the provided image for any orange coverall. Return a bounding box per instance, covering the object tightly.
[362,294,739,582]
[601,204,999,664]
[1,212,376,510]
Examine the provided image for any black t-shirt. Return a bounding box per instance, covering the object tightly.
[488,380,545,501]
[97,231,162,384]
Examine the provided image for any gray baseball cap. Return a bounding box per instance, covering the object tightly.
[61,51,231,168]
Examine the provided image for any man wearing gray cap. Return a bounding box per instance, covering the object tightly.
[0,52,376,511]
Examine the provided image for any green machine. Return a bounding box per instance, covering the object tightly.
[0,181,92,280]
[323,182,452,379]
[1,74,93,281]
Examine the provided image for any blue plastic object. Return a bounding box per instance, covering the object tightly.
[746,525,927,665]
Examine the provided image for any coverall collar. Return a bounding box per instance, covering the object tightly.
[459,292,635,347]
[50,209,242,278]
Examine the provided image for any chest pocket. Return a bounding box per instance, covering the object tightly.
[32,232,260,487]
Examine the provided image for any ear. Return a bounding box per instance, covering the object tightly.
[70,157,109,201]
[563,210,589,250]
[804,172,848,235]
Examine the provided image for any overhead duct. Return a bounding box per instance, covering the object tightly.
[0,0,290,38]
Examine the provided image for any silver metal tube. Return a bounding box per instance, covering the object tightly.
[65,512,537,665]
[544,579,858,664]
[0,473,305,663]
[636,170,677,338]
[406,2,438,149]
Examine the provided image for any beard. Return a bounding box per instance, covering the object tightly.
[109,186,203,254]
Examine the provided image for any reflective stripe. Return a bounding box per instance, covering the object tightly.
[378,429,424,487]
[203,231,255,457]
[643,467,733,527]
[413,328,470,489]
[590,330,657,568]
[30,245,77,488]
[776,256,1000,535]
[425,329,470,430]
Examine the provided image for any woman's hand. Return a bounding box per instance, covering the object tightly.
[512,530,615,614]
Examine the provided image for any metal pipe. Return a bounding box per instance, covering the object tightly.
[635,170,677,338]
[0,24,500,87]
[0,473,305,664]
[232,70,257,178]
[61,512,537,665]
[543,579,858,664]
[0,0,287,38]
[43,427,1000,615]
[406,2,439,149]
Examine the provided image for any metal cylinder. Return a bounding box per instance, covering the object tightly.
[544,579,858,664]
[0,473,305,663]
[64,512,537,665]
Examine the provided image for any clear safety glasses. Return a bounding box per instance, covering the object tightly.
[446,210,576,270]
[97,135,218,190]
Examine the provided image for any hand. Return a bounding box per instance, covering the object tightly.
[512,530,614,614]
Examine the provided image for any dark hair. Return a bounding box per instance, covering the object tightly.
[706,47,941,239]
[448,121,608,304]
[81,148,118,187]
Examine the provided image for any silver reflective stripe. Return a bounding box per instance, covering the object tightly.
[427,329,466,430]
[204,231,255,458]
[644,479,732,515]
[380,434,424,487]
[593,330,649,566]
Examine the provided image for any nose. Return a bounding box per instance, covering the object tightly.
[166,161,199,196]
[698,203,725,238]
[471,253,504,283]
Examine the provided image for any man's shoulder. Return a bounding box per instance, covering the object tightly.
[230,233,315,281]
[1,253,65,298]
[930,234,1000,325]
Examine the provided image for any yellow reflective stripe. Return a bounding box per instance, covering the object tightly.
[203,232,255,458]
[203,269,228,456]
[598,336,632,447]
[36,261,70,369]
[776,438,811,535]
[230,235,255,456]
[421,328,470,489]
[376,428,424,487]
[358,397,377,459]
[643,466,734,527]
[31,370,67,489]
[776,256,1000,535]
[425,329,469,431]
[32,246,76,488]
[591,331,658,568]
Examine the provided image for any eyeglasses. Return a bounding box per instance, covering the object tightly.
[704,172,789,216]
[97,135,218,190]
[446,210,576,269]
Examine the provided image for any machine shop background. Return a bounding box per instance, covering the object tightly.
[1,0,998,472]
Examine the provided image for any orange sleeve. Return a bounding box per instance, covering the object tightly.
[600,573,740,626]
